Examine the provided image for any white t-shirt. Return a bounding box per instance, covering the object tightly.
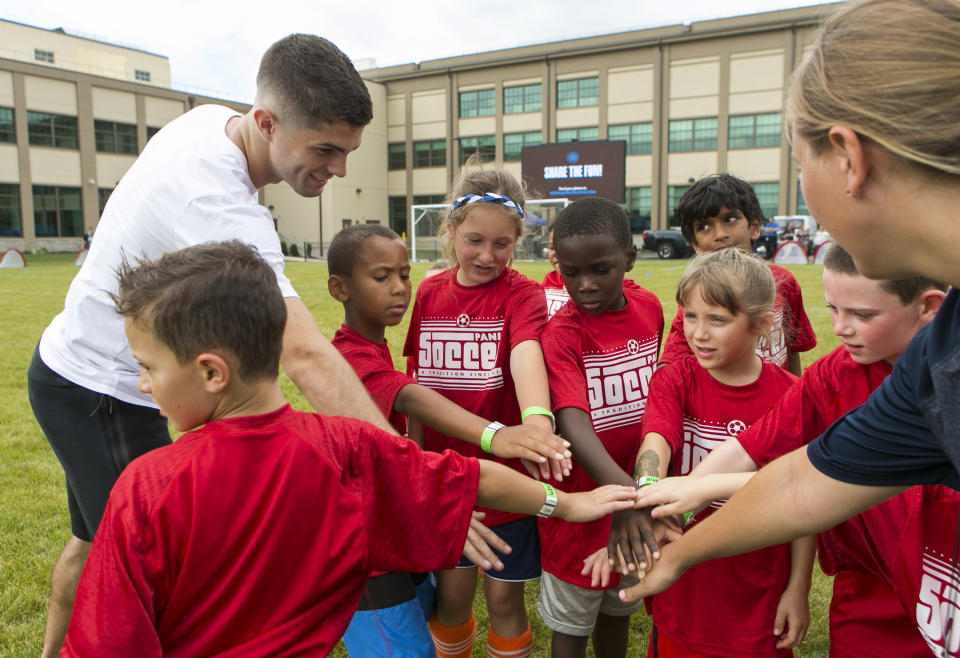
[39,105,297,407]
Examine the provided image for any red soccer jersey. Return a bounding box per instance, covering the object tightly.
[821,485,960,657]
[660,264,816,368]
[738,347,929,657]
[63,406,478,657]
[332,324,412,436]
[403,267,547,527]
[542,270,571,320]
[538,280,664,588]
[641,356,797,656]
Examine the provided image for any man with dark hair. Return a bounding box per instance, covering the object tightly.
[27,34,387,658]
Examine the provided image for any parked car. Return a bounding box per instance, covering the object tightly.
[641,229,695,259]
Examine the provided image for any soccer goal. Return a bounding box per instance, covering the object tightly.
[409,198,570,262]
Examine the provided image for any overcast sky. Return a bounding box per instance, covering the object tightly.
[4,0,839,103]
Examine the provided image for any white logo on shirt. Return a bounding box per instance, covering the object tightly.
[726,419,746,436]
[680,418,740,510]
[545,288,570,319]
[917,549,960,656]
[584,337,658,432]
[417,317,504,391]
[759,308,787,366]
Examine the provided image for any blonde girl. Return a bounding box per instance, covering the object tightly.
[403,162,561,658]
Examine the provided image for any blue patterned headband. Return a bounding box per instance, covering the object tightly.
[452,192,525,219]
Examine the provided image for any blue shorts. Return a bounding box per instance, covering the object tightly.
[343,574,436,658]
[456,516,541,582]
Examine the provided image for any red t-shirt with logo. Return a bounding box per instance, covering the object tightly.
[62,406,478,657]
[820,485,960,657]
[542,270,571,320]
[403,267,547,527]
[332,324,411,437]
[539,280,663,588]
[660,264,816,368]
[737,346,930,657]
[641,356,797,656]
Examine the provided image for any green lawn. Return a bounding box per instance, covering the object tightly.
[0,254,836,657]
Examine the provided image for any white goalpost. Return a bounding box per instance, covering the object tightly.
[409,198,571,262]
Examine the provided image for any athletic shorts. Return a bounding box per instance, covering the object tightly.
[537,570,642,636]
[456,516,541,582]
[343,574,436,658]
[27,347,171,542]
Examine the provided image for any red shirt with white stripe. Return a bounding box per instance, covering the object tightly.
[542,270,571,320]
[539,280,663,588]
[641,356,797,656]
[660,264,816,368]
[737,346,930,657]
[403,267,547,527]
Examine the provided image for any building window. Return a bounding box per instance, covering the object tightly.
[413,194,446,206]
[388,142,406,170]
[389,196,407,236]
[623,187,652,231]
[752,182,780,219]
[459,89,495,118]
[34,49,54,63]
[0,107,14,143]
[27,111,78,149]
[608,123,653,155]
[667,185,691,223]
[98,188,114,216]
[556,126,598,143]
[33,186,82,237]
[797,182,809,215]
[556,77,599,109]
[0,184,21,237]
[503,84,541,114]
[146,126,161,140]
[459,135,495,165]
[503,131,542,162]
[668,117,718,152]
[728,113,781,149]
[135,69,151,82]
[413,139,446,168]
[342,219,352,229]
[94,120,138,154]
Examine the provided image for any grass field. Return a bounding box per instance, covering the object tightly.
[0,253,839,657]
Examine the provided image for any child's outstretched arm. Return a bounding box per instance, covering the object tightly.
[607,432,675,575]
[395,382,571,480]
[476,460,639,522]
[509,339,574,478]
[637,472,754,518]
[774,536,814,649]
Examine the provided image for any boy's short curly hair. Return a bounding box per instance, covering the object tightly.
[328,224,402,276]
[552,198,632,249]
[112,240,286,382]
[676,173,764,245]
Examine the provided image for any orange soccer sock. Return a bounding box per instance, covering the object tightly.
[486,625,533,658]
[429,613,476,658]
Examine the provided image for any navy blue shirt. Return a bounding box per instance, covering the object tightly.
[807,288,960,490]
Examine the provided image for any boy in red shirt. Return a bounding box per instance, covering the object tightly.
[538,198,664,658]
[659,174,815,375]
[631,245,946,657]
[62,241,640,657]
[327,224,572,658]
[542,225,571,319]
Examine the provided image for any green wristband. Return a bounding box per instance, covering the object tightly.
[636,475,660,488]
[683,511,695,526]
[480,421,504,453]
[521,406,556,431]
[537,482,558,518]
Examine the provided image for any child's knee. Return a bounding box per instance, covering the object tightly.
[483,579,525,618]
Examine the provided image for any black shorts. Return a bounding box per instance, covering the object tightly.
[27,347,171,542]
[456,516,541,582]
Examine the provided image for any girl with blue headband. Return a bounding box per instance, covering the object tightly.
[403,160,557,658]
